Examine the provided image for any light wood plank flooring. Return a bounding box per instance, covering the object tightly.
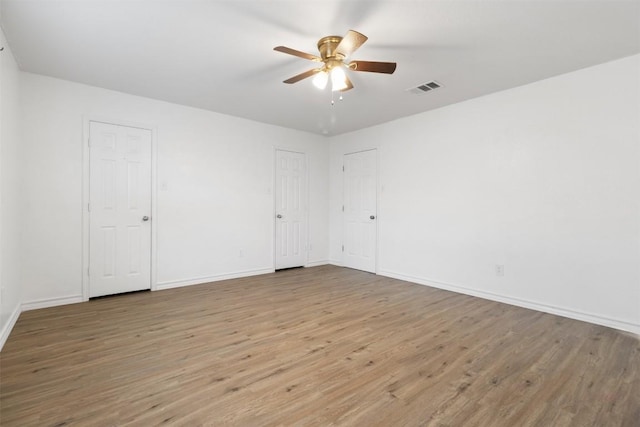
[1,265,639,426]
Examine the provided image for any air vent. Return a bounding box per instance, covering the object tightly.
[408,80,442,95]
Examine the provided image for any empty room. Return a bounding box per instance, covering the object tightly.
[0,0,639,425]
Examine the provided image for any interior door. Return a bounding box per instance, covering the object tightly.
[89,121,152,297]
[275,150,307,269]
[343,149,377,273]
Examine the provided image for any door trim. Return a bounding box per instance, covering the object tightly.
[273,147,309,270]
[81,116,158,301]
[342,148,379,274]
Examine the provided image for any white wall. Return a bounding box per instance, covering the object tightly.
[0,26,22,348]
[19,73,329,306]
[330,55,640,334]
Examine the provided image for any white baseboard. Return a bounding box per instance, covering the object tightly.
[328,259,343,267]
[305,260,330,267]
[379,269,640,336]
[0,303,21,351]
[155,267,275,291]
[22,295,83,312]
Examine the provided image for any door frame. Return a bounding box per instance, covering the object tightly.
[81,116,158,301]
[342,148,379,273]
[273,147,309,270]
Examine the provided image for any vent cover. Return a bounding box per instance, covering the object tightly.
[408,80,442,95]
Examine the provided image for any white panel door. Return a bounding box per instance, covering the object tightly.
[343,149,377,273]
[275,150,307,269]
[89,122,152,297]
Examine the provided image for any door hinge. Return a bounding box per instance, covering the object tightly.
[87,203,91,212]
[88,138,91,147]
[342,165,345,172]
[342,245,344,252]
[87,267,90,277]
[342,205,344,212]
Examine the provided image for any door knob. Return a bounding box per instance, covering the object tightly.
[142,216,149,221]
[276,214,283,219]
[370,215,375,220]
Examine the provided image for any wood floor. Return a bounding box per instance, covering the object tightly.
[1,265,639,426]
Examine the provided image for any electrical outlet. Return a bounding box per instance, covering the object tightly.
[495,265,505,277]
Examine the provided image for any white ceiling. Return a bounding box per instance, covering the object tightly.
[2,0,639,136]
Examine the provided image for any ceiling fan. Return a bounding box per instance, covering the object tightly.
[274,30,396,92]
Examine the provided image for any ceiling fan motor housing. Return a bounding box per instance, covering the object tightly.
[317,36,344,62]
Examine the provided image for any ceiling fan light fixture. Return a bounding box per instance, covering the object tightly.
[330,66,347,91]
[275,30,397,93]
[312,71,328,90]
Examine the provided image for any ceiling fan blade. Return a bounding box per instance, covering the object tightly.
[349,60,397,74]
[335,30,368,58]
[274,46,322,62]
[340,75,354,92]
[283,68,321,84]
